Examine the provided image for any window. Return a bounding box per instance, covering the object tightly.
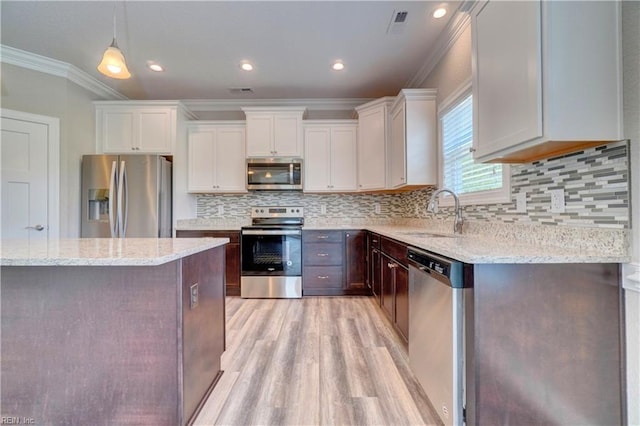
[438,85,510,205]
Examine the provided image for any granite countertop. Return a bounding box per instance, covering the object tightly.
[0,238,229,266]
[365,226,629,264]
[175,219,629,264]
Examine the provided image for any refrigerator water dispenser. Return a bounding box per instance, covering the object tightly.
[87,189,109,222]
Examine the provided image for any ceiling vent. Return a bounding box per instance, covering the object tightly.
[228,87,254,94]
[387,10,408,35]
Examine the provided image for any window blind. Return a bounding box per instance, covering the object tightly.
[441,94,502,195]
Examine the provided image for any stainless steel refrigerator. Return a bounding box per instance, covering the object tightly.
[81,155,172,238]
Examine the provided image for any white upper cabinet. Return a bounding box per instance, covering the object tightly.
[96,102,191,154]
[472,0,623,163]
[187,122,247,193]
[388,89,438,189]
[303,121,357,192]
[355,98,394,191]
[242,107,306,157]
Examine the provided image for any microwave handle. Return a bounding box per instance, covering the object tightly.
[289,163,294,183]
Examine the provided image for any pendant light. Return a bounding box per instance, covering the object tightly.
[97,4,131,79]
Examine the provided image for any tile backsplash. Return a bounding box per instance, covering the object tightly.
[196,141,630,229]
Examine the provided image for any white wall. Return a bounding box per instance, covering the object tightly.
[1,63,99,237]
[623,1,640,424]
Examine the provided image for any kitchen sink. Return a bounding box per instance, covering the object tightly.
[397,231,460,238]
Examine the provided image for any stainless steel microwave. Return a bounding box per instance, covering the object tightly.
[247,158,303,191]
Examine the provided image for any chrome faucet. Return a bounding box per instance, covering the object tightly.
[427,188,464,234]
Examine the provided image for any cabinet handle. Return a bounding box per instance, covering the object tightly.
[317,253,329,257]
[316,235,329,239]
[469,147,476,153]
[346,233,350,237]
[387,262,397,269]
[317,275,329,279]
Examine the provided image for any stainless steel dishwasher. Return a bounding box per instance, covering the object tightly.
[407,247,473,426]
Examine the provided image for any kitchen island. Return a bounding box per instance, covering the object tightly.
[1,238,228,426]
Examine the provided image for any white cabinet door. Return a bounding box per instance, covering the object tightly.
[187,129,216,192]
[100,107,174,154]
[389,102,406,188]
[273,115,302,157]
[137,110,172,153]
[188,124,246,193]
[304,127,331,191]
[357,106,387,191]
[472,0,621,163]
[102,111,135,153]
[329,127,357,191]
[473,0,542,159]
[245,115,273,157]
[214,127,246,192]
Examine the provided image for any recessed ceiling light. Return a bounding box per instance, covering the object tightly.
[241,62,254,71]
[433,7,447,19]
[332,61,345,71]
[148,63,164,72]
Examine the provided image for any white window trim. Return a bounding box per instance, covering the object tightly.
[436,80,511,207]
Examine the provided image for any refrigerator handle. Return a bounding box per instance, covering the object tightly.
[117,160,129,237]
[109,160,117,238]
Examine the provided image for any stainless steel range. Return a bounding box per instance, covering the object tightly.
[240,207,304,298]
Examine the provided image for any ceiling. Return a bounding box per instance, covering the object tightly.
[1,1,462,101]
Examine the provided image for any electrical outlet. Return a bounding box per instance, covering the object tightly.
[320,204,327,215]
[190,283,199,309]
[550,189,565,213]
[374,203,381,214]
[217,205,224,215]
[515,192,527,213]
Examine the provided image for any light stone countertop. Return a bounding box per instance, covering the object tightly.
[364,226,629,264]
[0,238,229,266]
[175,219,629,264]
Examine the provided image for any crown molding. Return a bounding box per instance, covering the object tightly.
[182,98,373,112]
[406,10,471,89]
[1,45,127,100]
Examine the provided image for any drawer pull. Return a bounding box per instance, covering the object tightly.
[317,275,329,279]
[317,253,329,257]
[316,235,329,239]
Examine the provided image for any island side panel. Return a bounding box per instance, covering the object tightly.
[1,263,180,426]
[181,246,226,425]
[472,263,622,425]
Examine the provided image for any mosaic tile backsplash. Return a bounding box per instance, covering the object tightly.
[196,141,630,229]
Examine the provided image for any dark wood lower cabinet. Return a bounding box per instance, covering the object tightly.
[302,229,369,296]
[394,263,409,341]
[345,230,366,290]
[1,248,226,426]
[469,263,623,426]
[373,233,409,343]
[368,233,382,303]
[177,230,240,296]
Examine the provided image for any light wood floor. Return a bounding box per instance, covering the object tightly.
[194,296,440,426]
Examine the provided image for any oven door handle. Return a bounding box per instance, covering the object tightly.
[242,229,302,236]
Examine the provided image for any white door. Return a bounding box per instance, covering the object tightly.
[1,110,59,240]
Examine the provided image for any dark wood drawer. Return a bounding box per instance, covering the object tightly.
[303,242,343,266]
[176,230,240,243]
[380,236,407,266]
[368,232,381,249]
[303,266,344,289]
[303,230,343,244]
